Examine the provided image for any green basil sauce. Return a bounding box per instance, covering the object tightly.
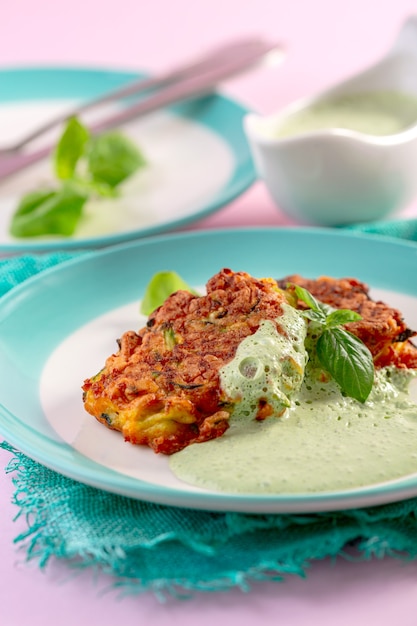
[275,91,417,138]
[169,306,417,494]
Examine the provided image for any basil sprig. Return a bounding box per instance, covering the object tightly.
[292,284,375,403]
[10,116,146,238]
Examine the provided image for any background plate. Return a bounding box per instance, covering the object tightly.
[0,67,255,252]
[2,227,417,513]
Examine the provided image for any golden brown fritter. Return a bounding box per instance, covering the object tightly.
[278,274,417,368]
[82,268,287,454]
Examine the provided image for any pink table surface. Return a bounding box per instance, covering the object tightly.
[3,1,417,624]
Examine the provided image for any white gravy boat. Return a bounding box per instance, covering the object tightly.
[244,16,417,226]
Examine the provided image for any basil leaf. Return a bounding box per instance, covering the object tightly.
[10,188,56,218]
[10,184,88,237]
[316,328,374,403]
[292,284,323,313]
[300,309,329,323]
[87,131,146,188]
[141,271,197,316]
[54,116,90,180]
[325,309,362,328]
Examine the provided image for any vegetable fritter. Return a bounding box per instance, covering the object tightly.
[279,274,417,368]
[82,269,287,454]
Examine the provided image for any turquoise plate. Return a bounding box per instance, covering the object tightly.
[0,67,255,252]
[2,227,417,513]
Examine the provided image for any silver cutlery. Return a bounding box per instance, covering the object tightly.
[0,38,283,183]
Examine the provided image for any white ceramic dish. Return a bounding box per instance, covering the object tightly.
[244,16,417,226]
[2,227,417,513]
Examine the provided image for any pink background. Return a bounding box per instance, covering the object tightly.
[2,1,417,624]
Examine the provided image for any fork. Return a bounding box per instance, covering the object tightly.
[0,38,283,182]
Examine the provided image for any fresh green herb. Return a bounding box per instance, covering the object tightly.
[9,116,146,238]
[10,183,88,237]
[54,116,90,180]
[316,327,375,404]
[141,271,198,316]
[163,326,178,350]
[291,284,375,403]
[87,131,146,188]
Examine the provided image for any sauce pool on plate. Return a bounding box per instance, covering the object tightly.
[170,321,417,494]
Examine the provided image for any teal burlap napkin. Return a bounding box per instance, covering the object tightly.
[343,216,417,240]
[2,245,417,599]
